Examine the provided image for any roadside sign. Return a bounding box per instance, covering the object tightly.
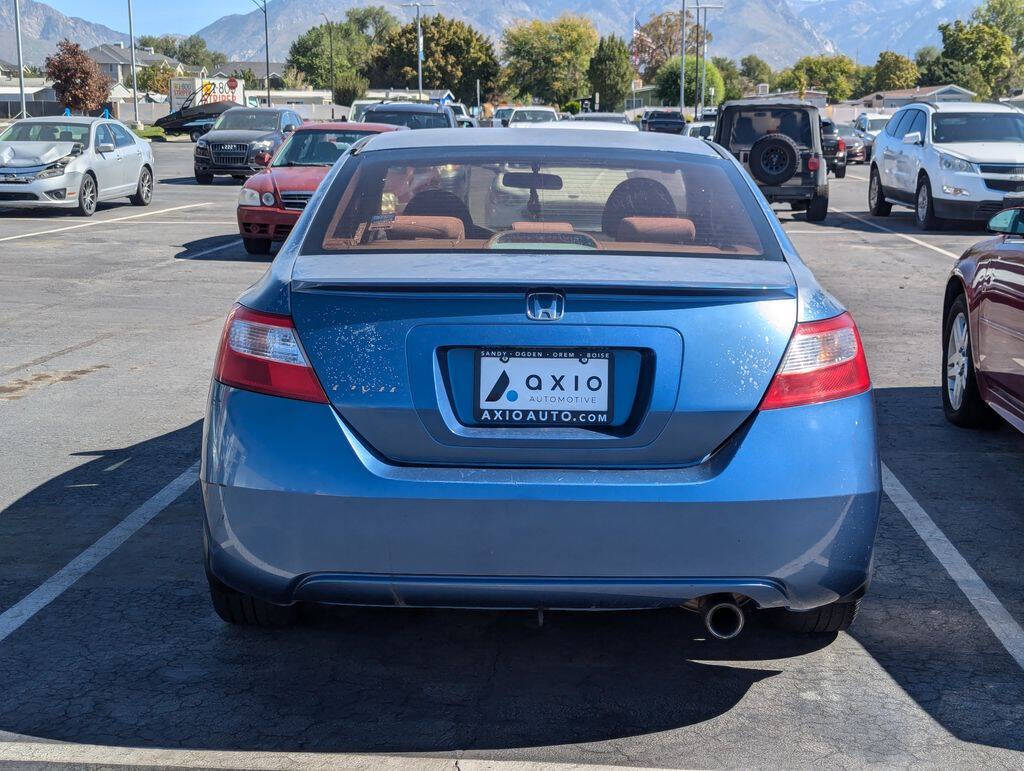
[227,77,238,90]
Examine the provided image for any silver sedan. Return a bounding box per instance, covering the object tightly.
[0,116,155,216]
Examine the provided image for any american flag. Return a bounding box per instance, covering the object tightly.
[632,13,652,67]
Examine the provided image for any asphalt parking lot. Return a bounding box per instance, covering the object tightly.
[1,143,1022,769]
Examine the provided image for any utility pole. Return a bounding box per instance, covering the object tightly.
[321,13,335,117]
[251,0,271,106]
[400,2,436,99]
[679,0,686,118]
[13,0,26,118]
[695,3,722,118]
[127,0,140,126]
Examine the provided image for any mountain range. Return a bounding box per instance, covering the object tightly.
[0,0,980,71]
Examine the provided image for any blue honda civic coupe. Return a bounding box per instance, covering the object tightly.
[201,128,880,639]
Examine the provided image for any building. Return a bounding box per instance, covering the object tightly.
[213,61,288,90]
[246,89,332,107]
[855,84,975,110]
[0,77,57,103]
[87,43,195,84]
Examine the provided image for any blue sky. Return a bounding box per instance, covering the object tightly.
[45,0,258,35]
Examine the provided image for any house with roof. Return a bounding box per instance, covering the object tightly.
[855,84,976,110]
[87,42,189,84]
[213,61,288,90]
[0,77,57,103]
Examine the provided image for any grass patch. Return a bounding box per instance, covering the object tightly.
[132,125,166,140]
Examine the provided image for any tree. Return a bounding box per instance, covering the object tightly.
[587,35,634,110]
[713,56,745,101]
[345,5,398,44]
[853,65,876,98]
[137,34,180,58]
[45,39,111,112]
[229,67,259,87]
[781,54,856,102]
[175,35,226,69]
[971,0,1024,53]
[631,11,710,83]
[915,46,943,86]
[654,55,725,111]
[937,20,1013,99]
[873,51,918,91]
[739,54,772,87]
[773,66,807,96]
[290,19,373,103]
[367,14,499,104]
[280,66,307,90]
[135,64,171,93]
[500,15,598,105]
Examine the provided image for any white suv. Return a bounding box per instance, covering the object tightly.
[868,101,1024,230]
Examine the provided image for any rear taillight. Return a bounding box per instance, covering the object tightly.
[214,304,328,403]
[806,155,821,172]
[760,312,870,410]
[837,138,846,152]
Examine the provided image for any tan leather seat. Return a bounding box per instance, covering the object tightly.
[617,216,696,244]
[388,215,465,240]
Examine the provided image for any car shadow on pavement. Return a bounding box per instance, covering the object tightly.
[175,235,273,262]
[0,421,831,753]
[811,208,987,236]
[851,385,1024,753]
[159,176,245,186]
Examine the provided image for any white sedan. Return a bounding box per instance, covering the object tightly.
[0,116,155,216]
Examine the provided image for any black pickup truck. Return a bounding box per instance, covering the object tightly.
[645,109,687,134]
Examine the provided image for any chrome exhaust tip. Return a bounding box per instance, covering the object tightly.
[700,595,745,640]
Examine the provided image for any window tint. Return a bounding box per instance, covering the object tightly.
[303,147,783,260]
[885,111,907,137]
[212,110,280,131]
[272,129,374,166]
[932,113,1024,143]
[109,123,135,148]
[366,110,450,129]
[904,110,926,140]
[0,121,91,143]
[95,124,115,148]
[722,108,812,147]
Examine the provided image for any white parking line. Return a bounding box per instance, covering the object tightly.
[882,462,1024,671]
[845,173,868,181]
[0,203,212,244]
[179,239,242,259]
[0,461,199,644]
[831,206,959,259]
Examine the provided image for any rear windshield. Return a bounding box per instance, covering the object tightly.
[367,110,449,129]
[0,122,90,144]
[213,110,280,131]
[303,146,781,260]
[575,114,629,124]
[932,113,1024,144]
[720,108,813,146]
[511,110,557,123]
[273,129,373,166]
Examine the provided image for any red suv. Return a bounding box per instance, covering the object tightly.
[237,122,400,255]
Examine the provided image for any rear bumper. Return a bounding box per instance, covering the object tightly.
[236,205,300,241]
[762,182,828,202]
[202,383,881,611]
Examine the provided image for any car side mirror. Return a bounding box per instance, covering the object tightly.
[501,119,509,127]
[987,207,1024,235]
[96,142,115,154]
[902,131,922,146]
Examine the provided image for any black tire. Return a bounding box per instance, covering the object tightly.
[915,176,941,231]
[765,599,859,633]
[806,193,828,222]
[208,573,298,627]
[835,165,847,179]
[195,170,214,185]
[868,166,891,216]
[76,173,97,217]
[941,293,996,428]
[243,237,272,255]
[190,130,203,142]
[130,166,153,206]
[748,133,800,185]
[790,201,808,212]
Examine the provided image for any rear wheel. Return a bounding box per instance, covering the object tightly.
[915,177,941,230]
[835,165,847,179]
[868,166,891,216]
[190,129,203,142]
[77,173,97,217]
[765,599,859,633]
[208,573,298,627]
[942,293,994,428]
[195,170,214,185]
[130,166,153,206]
[806,193,828,222]
[243,237,272,255]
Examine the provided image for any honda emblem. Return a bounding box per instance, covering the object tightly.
[526,292,564,321]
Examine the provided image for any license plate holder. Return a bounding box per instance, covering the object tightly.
[474,348,613,426]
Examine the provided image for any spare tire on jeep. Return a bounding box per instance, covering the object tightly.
[748,133,800,185]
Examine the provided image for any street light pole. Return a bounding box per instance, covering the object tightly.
[127,0,140,126]
[400,2,436,99]
[13,0,26,118]
[321,13,335,117]
[679,0,686,118]
[251,0,271,106]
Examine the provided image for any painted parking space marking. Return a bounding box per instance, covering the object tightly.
[0,203,213,244]
[831,206,959,259]
[0,461,199,644]
[882,462,1024,671]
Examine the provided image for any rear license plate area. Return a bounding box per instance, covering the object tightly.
[474,348,613,426]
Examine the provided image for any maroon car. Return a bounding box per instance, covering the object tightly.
[237,122,400,254]
[943,205,1024,433]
